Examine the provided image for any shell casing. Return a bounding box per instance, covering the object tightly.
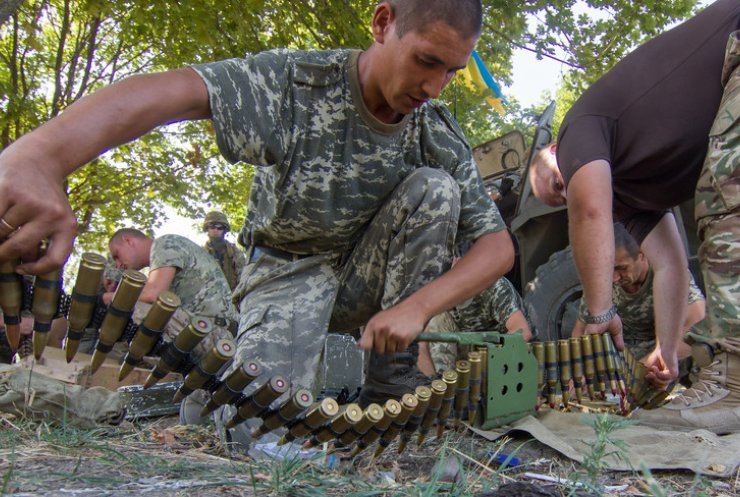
[590,334,608,397]
[225,375,290,428]
[453,360,471,427]
[144,316,213,388]
[119,291,181,380]
[65,252,106,362]
[31,264,63,360]
[252,388,313,438]
[336,403,384,448]
[467,351,483,425]
[600,333,620,396]
[0,258,23,351]
[91,269,146,372]
[544,341,559,408]
[201,361,262,416]
[174,338,236,402]
[476,345,489,394]
[280,398,339,444]
[436,369,458,436]
[568,337,584,404]
[375,393,417,457]
[532,342,545,404]
[580,335,597,399]
[398,386,431,453]
[305,403,363,448]
[417,379,446,445]
[350,399,401,457]
[557,339,572,409]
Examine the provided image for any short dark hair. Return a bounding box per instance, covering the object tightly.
[109,228,149,245]
[613,222,640,259]
[387,0,482,39]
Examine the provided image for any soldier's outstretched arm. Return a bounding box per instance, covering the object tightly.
[0,68,211,274]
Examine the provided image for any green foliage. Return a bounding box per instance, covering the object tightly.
[0,0,700,254]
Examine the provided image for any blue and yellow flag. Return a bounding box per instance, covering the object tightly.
[459,50,506,115]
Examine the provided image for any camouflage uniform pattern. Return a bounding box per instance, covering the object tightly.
[578,269,704,359]
[204,238,247,291]
[694,31,740,338]
[193,49,505,445]
[426,277,527,372]
[149,234,238,326]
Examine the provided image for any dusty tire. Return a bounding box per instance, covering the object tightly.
[523,247,582,342]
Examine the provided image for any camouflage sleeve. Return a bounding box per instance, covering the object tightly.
[423,103,505,242]
[687,270,705,304]
[191,50,293,166]
[481,277,524,324]
[150,235,194,273]
[232,241,247,281]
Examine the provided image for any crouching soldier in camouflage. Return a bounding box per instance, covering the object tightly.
[106,229,238,423]
[572,223,706,383]
[202,211,246,292]
[0,0,514,450]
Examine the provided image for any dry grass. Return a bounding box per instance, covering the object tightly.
[1,413,739,497]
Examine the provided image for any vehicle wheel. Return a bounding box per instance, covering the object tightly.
[523,247,582,342]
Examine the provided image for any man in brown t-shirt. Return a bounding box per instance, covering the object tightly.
[530,0,740,434]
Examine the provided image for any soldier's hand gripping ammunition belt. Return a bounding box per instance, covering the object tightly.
[144,316,213,388]
[90,269,146,372]
[65,252,106,362]
[251,389,313,438]
[174,338,236,402]
[0,258,23,351]
[119,291,181,381]
[201,361,262,417]
[225,375,289,429]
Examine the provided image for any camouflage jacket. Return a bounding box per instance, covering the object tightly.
[204,238,247,291]
[192,49,504,256]
[450,277,525,333]
[150,234,238,323]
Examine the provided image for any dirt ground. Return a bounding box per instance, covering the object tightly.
[2,412,738,497]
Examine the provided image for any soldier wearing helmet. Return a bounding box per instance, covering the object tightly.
[203,211,247,291]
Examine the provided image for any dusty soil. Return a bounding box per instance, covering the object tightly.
[2,414,738,497]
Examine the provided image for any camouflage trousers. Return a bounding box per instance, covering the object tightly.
[216,168,459,447]
[694,31,740,339]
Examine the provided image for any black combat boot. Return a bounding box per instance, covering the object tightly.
[358,343,431,407]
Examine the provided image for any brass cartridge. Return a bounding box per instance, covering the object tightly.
[532,342,545,405]
[119,291,180,381]
[144,316,213,388]
[557,339,572,409]
[544,341,559,408]
[600,333,619,397]
[398,385,431,453]
[580,335,597,399]
[349,399,401,458]
[374,393,417,458]
[303,403,363,449]
[467,351,483,425]
[590,334,608,397]
[436,369,458,438]
[174,338,236,402]
[453,360,471,428]
[417,379,446,445]
[90,269,146,372]
[252,389,313,438]
[65,252,106,362]
[225,375,290,429]
[201,361,262,416]
[31,260,63,360]
[279,398,339,445]
[0,258,23,351]
[335,403,384,449]
[568,337,584,404]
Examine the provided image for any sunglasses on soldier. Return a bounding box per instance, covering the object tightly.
[206,223,226,230]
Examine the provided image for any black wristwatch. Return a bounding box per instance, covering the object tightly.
[580,304,618,325]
